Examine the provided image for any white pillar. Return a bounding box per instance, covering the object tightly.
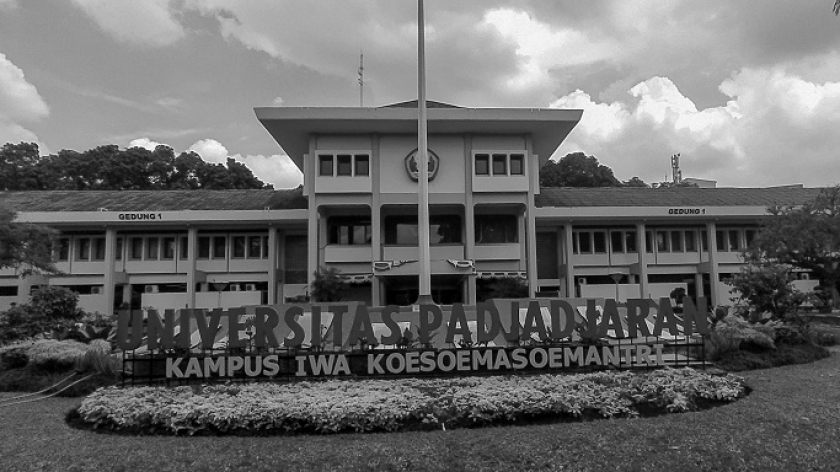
[636,223,649,299]
[706,222,720,306]
[563,224,575,298]
[267,226,278,304]
[103,228,117,315]
[186,227,198,308]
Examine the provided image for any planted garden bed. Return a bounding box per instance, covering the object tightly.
[69,368,746,435]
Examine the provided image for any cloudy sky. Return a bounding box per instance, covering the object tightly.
[1,1,839,188]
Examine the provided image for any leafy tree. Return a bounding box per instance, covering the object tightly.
[0,142,272,190]
[624,176,649,188]
[0,207,56,274]
[476,277,529,302]
[746,185,840,307]
[310,267,349,302]
[725,264,807,321]
[539,152,622,187]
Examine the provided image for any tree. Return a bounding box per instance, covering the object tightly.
[725,264,806,321]
[539,152,622,187]
[310,267,349,302]
[746,185,840,307]
[0,207,56,274]
[835,0,839,15]
[624,176,649,188]
[0,142,273,190]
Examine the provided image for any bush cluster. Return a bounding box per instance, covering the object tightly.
[0,287,85,345]
[75,368,746,435]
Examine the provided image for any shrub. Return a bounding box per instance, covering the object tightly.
[310,267,349,302]
[707,312,779,359]
[725,264,807,320]
[0,287,85,344]
[26,339,90,372]
[476,277,529,302]
[75,369,746,435]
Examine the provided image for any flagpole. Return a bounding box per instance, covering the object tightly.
[416,0,433,305]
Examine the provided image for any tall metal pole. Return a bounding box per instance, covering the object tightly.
[416,0,433,304]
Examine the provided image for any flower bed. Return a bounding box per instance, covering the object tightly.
[73,368,746,435]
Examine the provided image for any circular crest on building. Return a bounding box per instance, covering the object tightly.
[404,148,440,182]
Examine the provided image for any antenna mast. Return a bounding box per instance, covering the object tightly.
[358,51,364,107]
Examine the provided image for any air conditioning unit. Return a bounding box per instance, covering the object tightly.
[230,284,241,292]
[245,283,257,291]
[800,273,810,280]
[144,285,159,293]
[91,286,103,295]
[577,277,587,285]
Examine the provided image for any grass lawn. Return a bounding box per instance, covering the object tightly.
[1,350,838,472]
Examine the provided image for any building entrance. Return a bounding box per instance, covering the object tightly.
[382,275,464,306]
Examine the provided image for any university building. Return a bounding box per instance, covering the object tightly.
[0,101,821,314]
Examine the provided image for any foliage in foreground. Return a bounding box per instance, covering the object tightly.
[75,369,746,435]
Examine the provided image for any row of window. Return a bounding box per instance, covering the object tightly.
[572,228,758,255]
[474,153,525,177]
[318,154,370,177]
[55,234,270,262]
[327,215,520,246]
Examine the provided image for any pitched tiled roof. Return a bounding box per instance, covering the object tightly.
[535,187,824,208]
[0,189,308,212]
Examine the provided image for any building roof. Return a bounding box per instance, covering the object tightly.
[535,187,824,208]
[255,105,582,170]
[381,100,462,109]
[0,188,308,212]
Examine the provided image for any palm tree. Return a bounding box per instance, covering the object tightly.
[835,0,840,15]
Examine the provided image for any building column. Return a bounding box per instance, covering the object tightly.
[563,224,574,298]
[525,206,538,298]
[695,273,704,298]
[103,227,117,315]
[186,227,198,308]
[267,225,278,304]
[636,223,649,299]
[706,222,720,306]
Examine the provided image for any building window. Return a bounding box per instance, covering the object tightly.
[728,230,740,251]
[329,217,371,245]
[336,154,352,176]
[355,155,369,176]
[319,155,333,176]
[625,231,637,252]
[213,236,226,259]
[179,237,188,260]
[670,231,683,252]
[646,231,654,253]
[384,215,462,245]
[93,238,106,261]
[162,237,175,260]
[745,229,756,247]
[76,238,91,261]
[248,236,263,259]
[475,154,490,175]
[592,231,607,253]
[475,214,517,243]
[685,231,697,252]
[232,236,246,258]
[492,154,507,175]
[510,154,524,175]
[146,237,159,260]
[574,232,592,254]
[130,238,143,260]
[656,231,669,253]
[56,238,70,261]
[198,237,210,259]
[610,231,624,253]
[115,238,123,261]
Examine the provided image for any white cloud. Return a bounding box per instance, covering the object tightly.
[188,138,228,164]
[272,96,285,106]
[0,53,49,122]
[188,138,303,188]
[69,0,185,47]
[128,138,165,151]
[552,68,840,187]
[482,8,619,92]
[0,52,49,150]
